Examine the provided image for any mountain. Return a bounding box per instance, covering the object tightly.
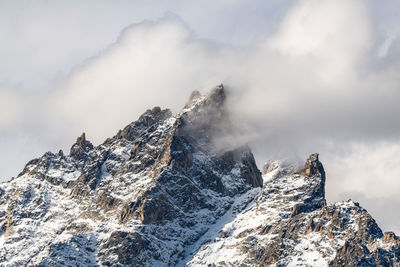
[0,85,399,266]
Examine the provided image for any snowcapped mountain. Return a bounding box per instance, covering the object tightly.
[0,85,399,266]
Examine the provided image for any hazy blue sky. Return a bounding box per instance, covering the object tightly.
[1,0,400,233]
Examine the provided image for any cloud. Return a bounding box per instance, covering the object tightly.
[326,141,400,200]
[1,0,400,233]
[267,0,372,83]
[0,132,51,181]
[0,88,23,127]
[48,0,400,184]
[49,0,384,144]
[49,15,239,142]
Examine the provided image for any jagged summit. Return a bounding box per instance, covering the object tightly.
[112,106,172,142]
[302,153,326,179]
[202,84,226,108]
[0,85,262,266]
[184,84,225,110]
[188,156,399,266]
[0,85,399,266]
[70,132,94,160]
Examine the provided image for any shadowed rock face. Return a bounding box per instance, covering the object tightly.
[98,231,151,266]
[187,156,400,267]
[304,153,325,178]
[115,85,262,225]
[0,85,263,266]
[0,85,398,266]
[70,132,94,161]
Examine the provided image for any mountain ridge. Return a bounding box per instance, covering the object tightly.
[0,85,399,266]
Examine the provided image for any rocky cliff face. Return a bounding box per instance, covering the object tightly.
[0,85,399,266]
[187,155,400,266]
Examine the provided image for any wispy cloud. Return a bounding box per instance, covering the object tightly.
[1,0,400,233]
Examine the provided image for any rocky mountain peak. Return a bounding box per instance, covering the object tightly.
[177,84,232,158]
[69,132,94,160]
[202,83,225,107]
[74,132,92,149]
[262,159,299,176]
[138,106,172,127]
[303,153,325,179]
[188,153,399,266]
[182,84,225,115]
[111,106,172,142]
[298,153,326,201]
[0,86,399,266]
[187,90,201,102]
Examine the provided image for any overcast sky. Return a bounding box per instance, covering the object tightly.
[1,0,400,234]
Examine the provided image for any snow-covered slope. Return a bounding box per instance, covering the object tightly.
[186,156,400,266]
[0,85,399,266]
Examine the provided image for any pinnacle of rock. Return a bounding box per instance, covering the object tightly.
[69,132,94,160]
[303,153,326,179]
[188,90,201,102]
[203,84,226,108]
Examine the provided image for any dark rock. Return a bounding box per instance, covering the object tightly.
[238,147,263,188]
[98,231,150,266]
[203,84,226,109]
[301,153,325,179]
[119,190,177,224]
[3,86,399,266]
[383,232,400,244]
[116,107,172,141]
[69,133,94,161]
[330,239,375,266]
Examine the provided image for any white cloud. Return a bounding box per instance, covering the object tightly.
[50,15,238,142]
[1,0,400,233]
[49,0,379,144]
[0,89,23,127]
[326,141,400,200]
[325,142,400,233]
[268,0,372,84]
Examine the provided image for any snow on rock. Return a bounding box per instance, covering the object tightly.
[185,154,400,267]
[0,85,399,266]
[0,85,263,266]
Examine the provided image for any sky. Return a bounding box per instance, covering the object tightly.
[1,0,400,233]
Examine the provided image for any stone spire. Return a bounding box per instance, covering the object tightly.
[304,153,325,179]
[69,132,94,160]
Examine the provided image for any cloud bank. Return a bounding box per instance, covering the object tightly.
[1,0,400,233]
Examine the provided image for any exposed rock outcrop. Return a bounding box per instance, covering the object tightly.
[70,132,94,161]
[304,153,325,177]
[0,85,264,266]
[0,85,398,266]
[187,156,400,267]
